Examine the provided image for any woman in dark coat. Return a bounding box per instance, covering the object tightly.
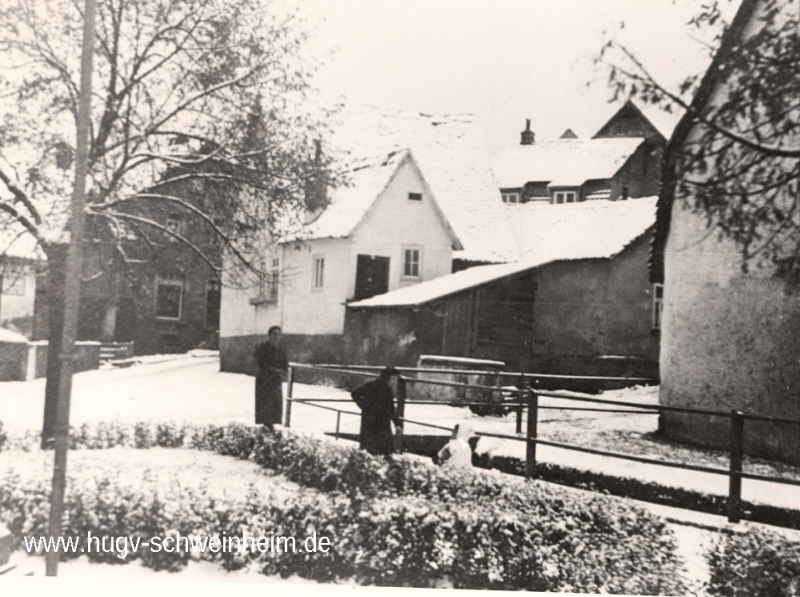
[254,326,288,430]
[350,367,401,457]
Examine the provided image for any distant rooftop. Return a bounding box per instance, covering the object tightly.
[491,137,645,189]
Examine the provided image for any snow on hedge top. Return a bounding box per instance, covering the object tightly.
[302,150,410,240]
[348,197,657,308]
[0,328,29,343]
[330,106,519,263]
[491,137,645,188]
[509,196,658,262]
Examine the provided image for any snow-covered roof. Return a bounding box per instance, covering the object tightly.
[330,106,519,263]
[491,137,645,189]
[348,196,657,309]
[303,150,409,240]
[0,227,42,261]
[509,196,658,262]
[347,260,543,308]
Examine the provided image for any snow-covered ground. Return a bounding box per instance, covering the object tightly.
[2,355,798,512]
[0,355,777,593]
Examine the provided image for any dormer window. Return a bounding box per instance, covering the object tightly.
[502,192,520,204]
[408,192,422,201]
[554,191,576,204]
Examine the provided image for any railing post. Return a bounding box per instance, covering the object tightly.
[335,411,341,441]
[516,374,528,435]
[394,376,406,453]
[284,366,294,428]
[728,410,745,523]
[525,389,539,479]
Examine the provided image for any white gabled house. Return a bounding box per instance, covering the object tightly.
[219,149,461,369]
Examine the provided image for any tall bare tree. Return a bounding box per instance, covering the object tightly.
[599,0,800,276]
[0,0,335,446]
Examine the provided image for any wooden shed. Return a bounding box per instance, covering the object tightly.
[344,262,537,369]
[345,198,660,377]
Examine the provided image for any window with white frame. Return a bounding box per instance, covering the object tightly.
[403,247,421,278]
[502,192,520,204]
[554,191,577,204]
[313,255,325,289]
[270,258,279,299]
[652,283,664,331]
[257,258,278,301]
[156,278,183,319]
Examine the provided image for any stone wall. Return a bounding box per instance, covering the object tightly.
[661,193,800,464]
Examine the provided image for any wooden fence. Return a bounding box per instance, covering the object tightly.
[283,362,800,524]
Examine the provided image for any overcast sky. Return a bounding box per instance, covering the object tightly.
[303,0,742,154]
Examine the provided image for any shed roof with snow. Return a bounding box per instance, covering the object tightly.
[348,196,657,309]
[509,196,657,262]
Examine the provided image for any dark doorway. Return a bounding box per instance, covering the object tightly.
[354,255,390,301]
[206,279,221,328]
[77,297,106,340]
[115,297,136,343]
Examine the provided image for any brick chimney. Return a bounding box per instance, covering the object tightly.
[520,119,535,145]
[304,140,328,221]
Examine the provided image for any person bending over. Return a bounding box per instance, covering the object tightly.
[351,366,401,457]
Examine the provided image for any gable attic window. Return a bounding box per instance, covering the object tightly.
[502,192,520,204]
[554,191,576,204]
[408,192,423,201]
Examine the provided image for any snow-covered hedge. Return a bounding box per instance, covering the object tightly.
[706,527,800,597]
[0,421,687,592]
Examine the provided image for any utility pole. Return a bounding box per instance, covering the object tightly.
[45,0,96,577]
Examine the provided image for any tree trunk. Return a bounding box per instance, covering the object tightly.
[41,244,68,448]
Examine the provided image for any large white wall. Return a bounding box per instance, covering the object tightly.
[219,239,349,338]
[348,156,453,298]
[659,0,800,462]
[278,237,351,335]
